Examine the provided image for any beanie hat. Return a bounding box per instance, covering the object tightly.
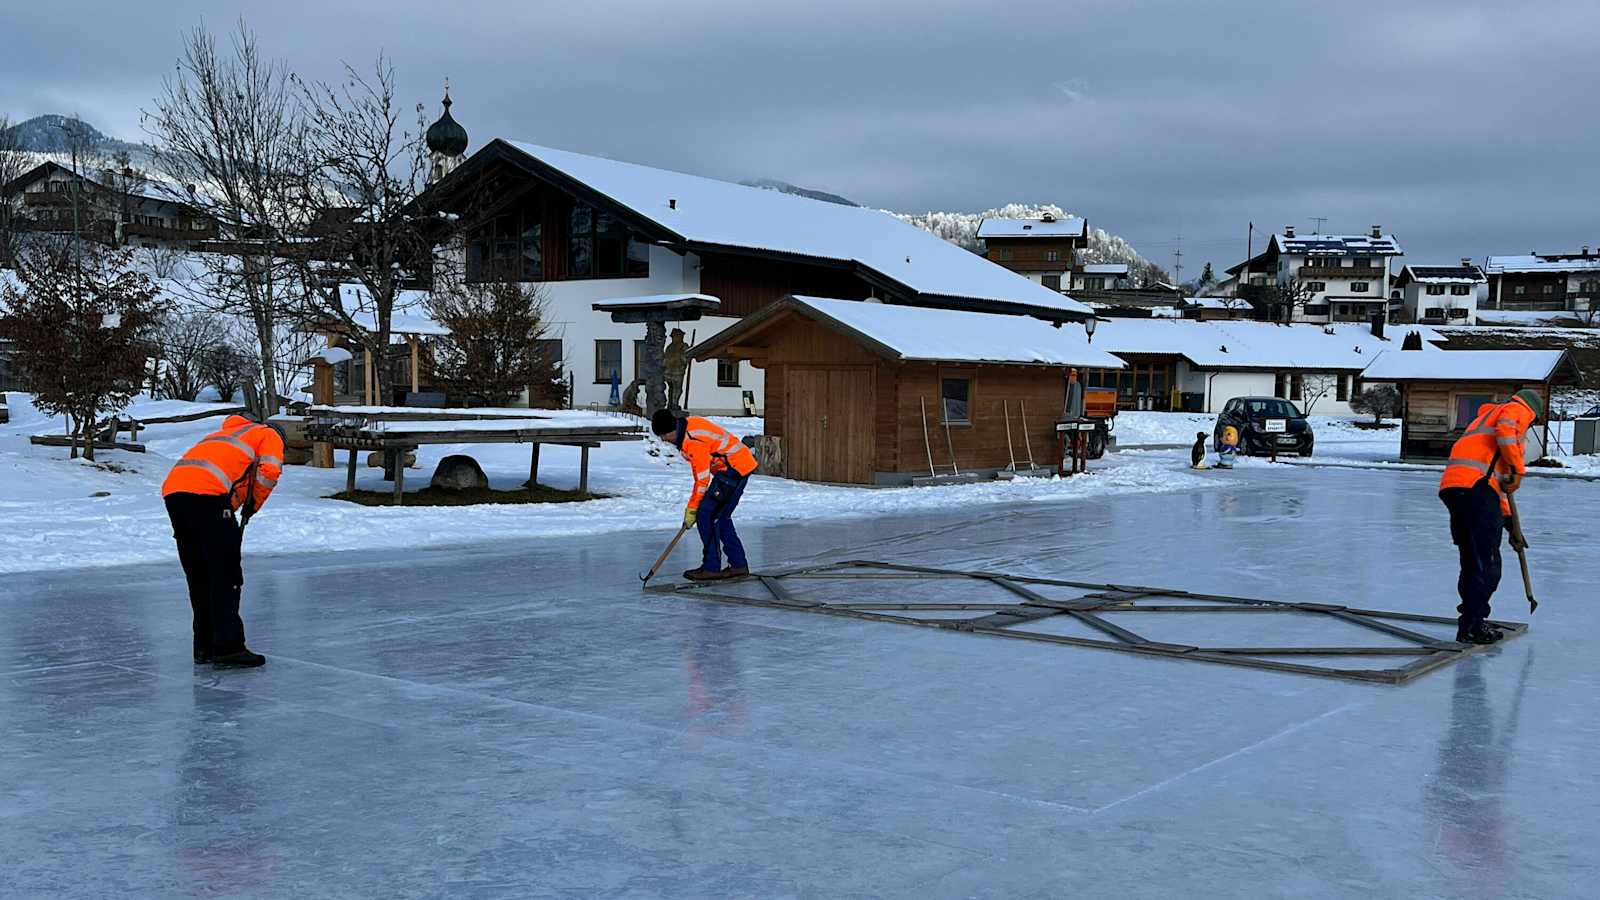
[650,409,679,437]
[1512,389,1544,421]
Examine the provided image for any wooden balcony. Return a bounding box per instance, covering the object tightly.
[124,221,218,241]
[1299,265,1383,279]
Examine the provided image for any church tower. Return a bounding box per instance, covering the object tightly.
[425,81,469,184]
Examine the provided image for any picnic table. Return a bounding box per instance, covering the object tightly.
[300,406,645,505]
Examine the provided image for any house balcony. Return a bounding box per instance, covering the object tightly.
[22,192,76,208]
[124,221,219,242]
[1299,265,1383,279]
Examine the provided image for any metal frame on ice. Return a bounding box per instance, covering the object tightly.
[646,560,1526,685]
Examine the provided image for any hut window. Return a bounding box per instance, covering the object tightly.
[1336,375,1349,402]
[717,358,740,387]
[941,378,971,424]
[594,340,621,384]
[1453,394,1496,429]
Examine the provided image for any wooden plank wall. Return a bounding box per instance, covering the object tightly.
[895,364,1066,473]
[1401,380,1518,459]
[698,253,873,318]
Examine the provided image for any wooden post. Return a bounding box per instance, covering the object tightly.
[363,350,374,406]
[312,361,335,468]
[579,445,591,495]
[346,446,358,493]
[409,337,420,395]
[526,443,541,488]
[392,452,405,506]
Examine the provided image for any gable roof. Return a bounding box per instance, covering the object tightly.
[1091,318,1438,371]
[451,140,1091,320]
[1484,253,1600,275]
[1361,349,1575,383]
[1397,264,1485,287]
[690,295,1123,369]
[976,216,1087,239]
[1273,233,1404,257]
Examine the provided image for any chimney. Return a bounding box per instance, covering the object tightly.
[1041,213,1056,223]
[1284,225,1296,238]
[1371,225,1382,238]
[668,198,676,210]
[1461,257,1472,267]
[1584,245,1591,257]
[1370,312,1386,339]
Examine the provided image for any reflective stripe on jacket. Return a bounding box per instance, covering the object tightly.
[678,415,758,511]
[161,415,287,512]
[1438,397,1537,515]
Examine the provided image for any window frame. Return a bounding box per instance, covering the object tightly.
[1449,284,1471,296]
[940,376,972,426]
[1349,281,1370,293]
[716,358,740,387]
[594,339,622,385]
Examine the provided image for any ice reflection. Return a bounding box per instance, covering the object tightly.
[682,606,747,747]
[1422,653,1533,898]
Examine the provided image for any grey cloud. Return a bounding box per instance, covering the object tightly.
[3,0,1597,267]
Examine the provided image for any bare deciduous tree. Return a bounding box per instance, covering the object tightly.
[0,114,31,266]
[293,53,435,406]
[0,238,167,459]
[1298,373,1340,415]
[153,308,229,400]
[144,21,313,416]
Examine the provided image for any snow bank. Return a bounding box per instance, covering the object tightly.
[0,400,1224,575]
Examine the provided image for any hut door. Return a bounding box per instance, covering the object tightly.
[784,366,874,484]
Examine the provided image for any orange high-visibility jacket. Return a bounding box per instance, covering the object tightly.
[161,415,286,513]
[678,415,758,511]
[1438,396,1537,515]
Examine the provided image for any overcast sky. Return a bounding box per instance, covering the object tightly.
[4,0,1597,273]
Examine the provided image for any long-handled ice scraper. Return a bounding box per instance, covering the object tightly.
[1506,491,1537,614]
[639,524,691,585]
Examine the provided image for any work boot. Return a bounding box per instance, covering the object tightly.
[1456,622,1504,645]
[194,648,214,665]
[682,568,722,582]
[211,648,267,668]
[721,566,751,580]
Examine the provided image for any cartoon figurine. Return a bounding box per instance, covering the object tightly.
[1217,424,1240,469]
[1190,431,1208,469]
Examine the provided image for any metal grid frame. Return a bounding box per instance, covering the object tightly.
[646,560,1527,685]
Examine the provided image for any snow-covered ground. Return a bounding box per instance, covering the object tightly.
[0,393,1225,575]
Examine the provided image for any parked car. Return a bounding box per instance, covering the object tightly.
[1215,397,1314,457]
[0,392,8,425]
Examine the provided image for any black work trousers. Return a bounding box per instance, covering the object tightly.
[1440,478,1504,628]
[164,492,247,654]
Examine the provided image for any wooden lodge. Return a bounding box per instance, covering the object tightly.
[690,296,1123,485]
[1359,349,1579,462]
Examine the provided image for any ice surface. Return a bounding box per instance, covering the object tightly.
[2,462,1596,897]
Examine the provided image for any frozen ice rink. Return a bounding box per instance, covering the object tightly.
[3,462,1596,898]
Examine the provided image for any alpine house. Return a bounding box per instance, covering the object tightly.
[417,136,1093,412]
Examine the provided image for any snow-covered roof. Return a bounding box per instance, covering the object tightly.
[1275,233,1403,257]
[1180,297,1239,309]
[976,216,1087,239]
[591,293,721,310]
[1080,263,1128,275]
[1091,318,1438,371]
[498,141,1090,319]
[1361,349,1572,383]
[694,295,1123,368]
[1483,253,1600,274]
[1399,264,1485,285]
[1474,309,1591,328]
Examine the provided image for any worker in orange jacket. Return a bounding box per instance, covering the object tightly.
[1437,390,1542,645]
[161,415,286,667]
[651,409,759,581]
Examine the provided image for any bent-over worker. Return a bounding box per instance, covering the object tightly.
[161,414,285,667]
[651,409,758,582]
[1437,390,1542,645]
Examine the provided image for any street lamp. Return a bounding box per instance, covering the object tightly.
[1084,316,1098,343]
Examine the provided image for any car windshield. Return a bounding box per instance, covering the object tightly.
[1244,399,1302,418]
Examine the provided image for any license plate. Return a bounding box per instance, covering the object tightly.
[1277,435,1297,444]
[1264,419,1287,433]
[1078,423,1097,432]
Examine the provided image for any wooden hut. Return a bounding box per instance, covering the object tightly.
[1360,349,1580,461]
[689,296,1124,485]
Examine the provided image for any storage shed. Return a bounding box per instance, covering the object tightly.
[689,296,1123,485]
[1359,349,1580,461]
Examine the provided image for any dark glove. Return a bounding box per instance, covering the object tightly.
[241,503,256,528]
